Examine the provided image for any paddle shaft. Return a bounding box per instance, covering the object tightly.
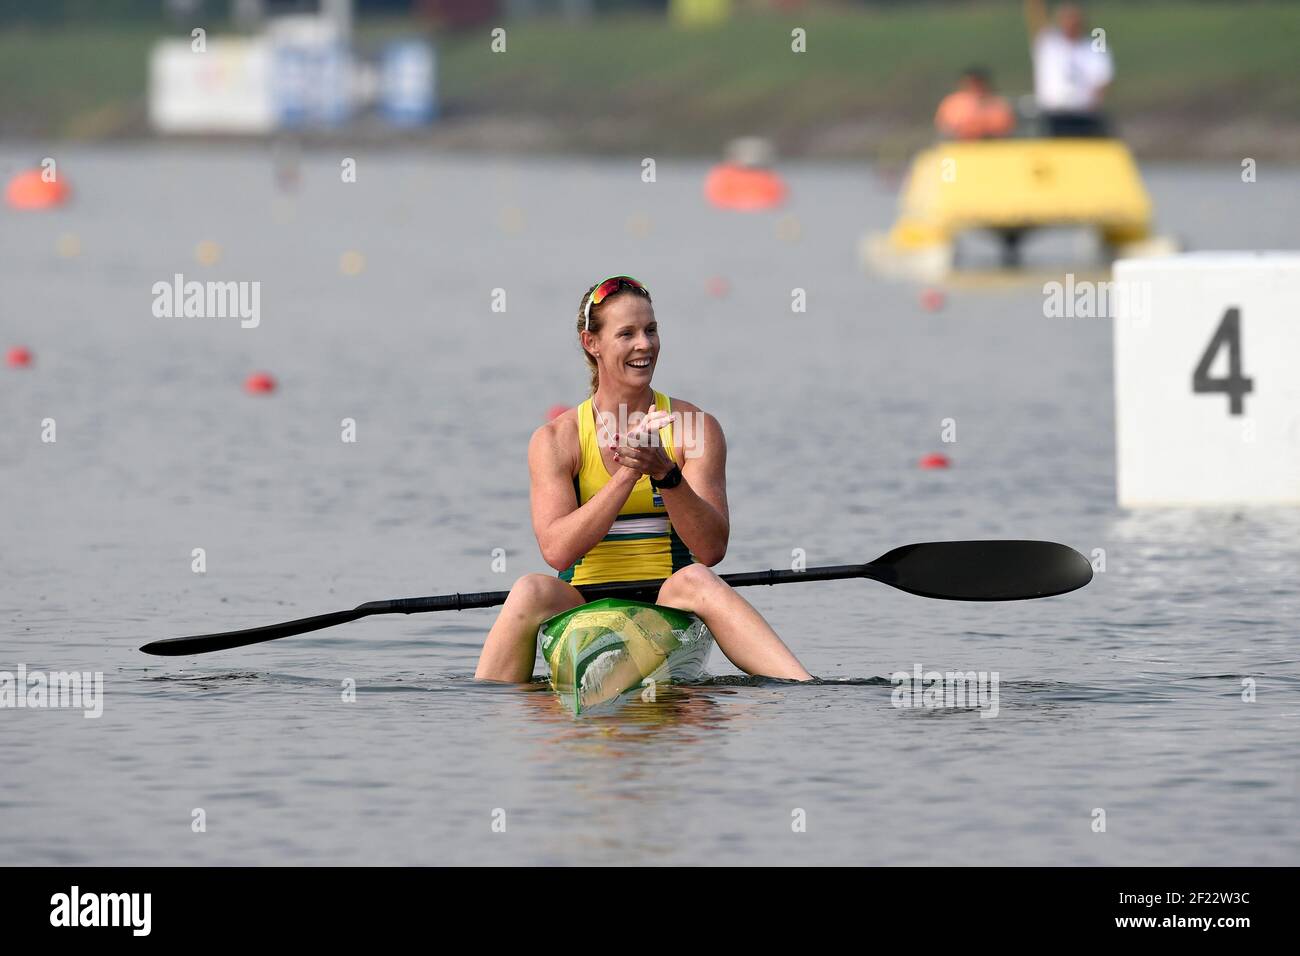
[138,541,1092,656]
[138,565,873,656]
[358,564,872,616]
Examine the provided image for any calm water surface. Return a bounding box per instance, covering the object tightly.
[2,147,1297,864]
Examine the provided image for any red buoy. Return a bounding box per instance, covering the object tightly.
[6,346,34,368]
[546,404,569,422]
[919,288,946,312]
[919,453,952,469]
[244,372,277,394]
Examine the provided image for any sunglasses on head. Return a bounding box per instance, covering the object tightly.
[584,275,650,331]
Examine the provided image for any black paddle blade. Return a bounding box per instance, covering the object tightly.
[139,608,369,656]
[867,540,1092,601]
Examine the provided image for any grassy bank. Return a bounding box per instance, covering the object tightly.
[2,2,1298,159]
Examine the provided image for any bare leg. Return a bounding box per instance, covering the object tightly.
[474,574,585,682]
[657,565,812,680]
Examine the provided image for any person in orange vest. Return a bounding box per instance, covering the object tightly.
[934,67,1016,141]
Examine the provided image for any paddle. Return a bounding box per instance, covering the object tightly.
[138,540,1092,657]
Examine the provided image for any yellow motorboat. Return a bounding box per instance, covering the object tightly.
[863,137,1177,280]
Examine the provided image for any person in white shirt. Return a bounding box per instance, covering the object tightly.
[1024,0,1114,136]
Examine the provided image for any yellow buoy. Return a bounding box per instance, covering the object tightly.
[339,250,365,276]
[195,240,222,266]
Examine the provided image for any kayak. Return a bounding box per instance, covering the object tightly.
[537,598,715,714]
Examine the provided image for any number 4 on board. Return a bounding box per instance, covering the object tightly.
[1191,307,1253,415]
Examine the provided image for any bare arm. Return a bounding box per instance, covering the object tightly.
[1024,0,1048,38]
[657,411,729,566]
[1091,50,1115,106]
[529,421,638,571]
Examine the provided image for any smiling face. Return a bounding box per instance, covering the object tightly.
[583,293,659,392]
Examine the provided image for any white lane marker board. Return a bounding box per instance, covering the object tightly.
[1114,253,1300,507]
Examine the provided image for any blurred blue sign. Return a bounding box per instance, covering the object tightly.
[380,40,438,126]
[272,40,351,128]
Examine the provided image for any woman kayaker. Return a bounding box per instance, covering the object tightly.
[474,275,812,683]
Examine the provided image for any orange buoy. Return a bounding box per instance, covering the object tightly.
[704,164,787,212]
[244,372,277,394]
[919,453,952,469]
[5,169,70,210]
[546,404,569,422]
[705,275,730,298]
[6,346,34,368]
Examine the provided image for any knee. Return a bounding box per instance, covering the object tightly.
[508,573,583,621]
[509,573,561,604]
[658,563,718,603]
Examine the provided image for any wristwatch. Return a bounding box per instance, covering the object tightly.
[650,464,683,490]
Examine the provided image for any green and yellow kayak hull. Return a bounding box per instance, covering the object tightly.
[537,598,714,714]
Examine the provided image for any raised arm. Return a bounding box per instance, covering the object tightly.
[1024,0,1049,39]
[528,419,637,571]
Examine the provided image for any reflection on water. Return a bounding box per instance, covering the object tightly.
[515,686,741,754]
[1108,505,1300,546]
